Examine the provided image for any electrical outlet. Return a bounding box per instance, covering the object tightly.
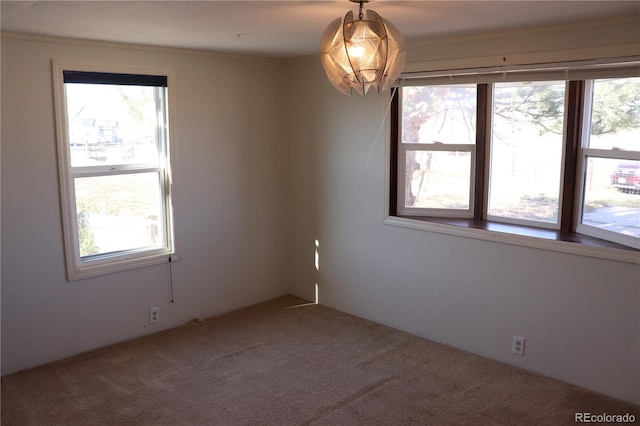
[149,307,160,324]
[512,335,525,356]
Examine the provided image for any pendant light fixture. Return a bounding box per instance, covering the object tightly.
[320,0,405,96]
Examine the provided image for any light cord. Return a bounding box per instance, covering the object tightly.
[365,86,397,166]
[168,256,175,303]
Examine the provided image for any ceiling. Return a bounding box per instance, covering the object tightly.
[2,1,639,59]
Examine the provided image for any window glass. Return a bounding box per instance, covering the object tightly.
[582,158,640,238]
[586,77,640,151]
[66,84,160,167]
[405,150,471,209]
[400,85,476,214]
[75,172,164,257]
[578,77,640,246]
[402,85,476,144]
[488,81,566,225]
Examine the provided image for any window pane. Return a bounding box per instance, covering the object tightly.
[401,85,477,144]
[488,81,565,224]
[66,84,160,167]
[75,173,164,258]
[405,150,471,209]
[581,158,640,238]
[586,77,640,150]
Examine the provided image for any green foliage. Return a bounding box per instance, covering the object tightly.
[77,212,99,257]
[118,87,153,126]
[502,78,640,136]
[515,84,565,135]
[590,78,640,135]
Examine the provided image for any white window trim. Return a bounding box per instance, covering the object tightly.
[396,85,477,218]
[397,143,476,218]
[52,60,179,280]
[576,148,640,249]
[575,150,640,249]
[382,215,640,264]
[484,81,569,230]
[573,78,640,250]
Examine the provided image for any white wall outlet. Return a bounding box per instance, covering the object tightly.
[512,335,525,356]
[149,307,160,324]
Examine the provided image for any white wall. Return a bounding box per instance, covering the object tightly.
[286,17,640,404]
[1,35,289,374]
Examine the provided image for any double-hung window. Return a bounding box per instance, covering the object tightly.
[391,61,640,251]
[398,84,478,216]
[576,78,640,247]
[53,62,177,280]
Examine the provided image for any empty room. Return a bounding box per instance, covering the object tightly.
[1,1,639,424]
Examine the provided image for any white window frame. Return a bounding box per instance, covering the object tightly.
[396,85,477,218]
[397,144,477,218]
[575,79,640,249]
[484,80,569,230]
[53,61,178,280]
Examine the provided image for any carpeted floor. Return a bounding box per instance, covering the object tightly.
[2,295,638,425]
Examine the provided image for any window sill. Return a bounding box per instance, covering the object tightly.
[383,215,639,264]
[67,252,179,281]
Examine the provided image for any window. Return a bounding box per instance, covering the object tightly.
[391,63,640,251]
[399,84,477,216]
[488,81,566,227]
[576,78,640,248]
[53,62,177,280]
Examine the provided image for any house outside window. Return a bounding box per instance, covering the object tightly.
[391,62,640,250]
[53,62,177,280]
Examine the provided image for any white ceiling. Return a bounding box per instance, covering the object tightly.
[2,1,639,58]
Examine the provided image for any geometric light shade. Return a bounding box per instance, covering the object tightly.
[320,1,405,96]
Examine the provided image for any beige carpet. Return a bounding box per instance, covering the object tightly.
[2,295,638,425]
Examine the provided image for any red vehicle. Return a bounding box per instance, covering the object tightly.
[611,161,640,194]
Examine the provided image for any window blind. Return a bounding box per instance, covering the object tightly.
[63,71,168,87]
[398,57,640,86]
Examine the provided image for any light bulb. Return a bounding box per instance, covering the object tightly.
[349,45,365,58]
